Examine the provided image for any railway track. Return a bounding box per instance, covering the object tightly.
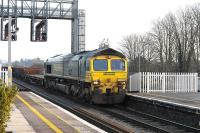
[13,79,200,133]
[124,106,200,132]
[13,79,132,133]
[95,105,200,133]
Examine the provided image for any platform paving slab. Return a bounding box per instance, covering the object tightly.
[6,104,36,133]
[127,92,200,109]
[12,91,105,133]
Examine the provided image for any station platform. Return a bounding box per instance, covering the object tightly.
[6,92,105,133]
[126,92,200,129]
[127,92,200,110]
[6,105,36,133]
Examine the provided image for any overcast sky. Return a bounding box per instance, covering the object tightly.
[0,0,199,61]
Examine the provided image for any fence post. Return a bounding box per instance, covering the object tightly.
[139,72,141,92]
[130,72,197,93]
[162,73,165,92]
[191,73,193,92]
[195,73,198,92]
[143,72,145,92]
[147,72,149,93]
[177,73,179,92]
[129,75,132,92]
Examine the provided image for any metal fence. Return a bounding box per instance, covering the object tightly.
[0,65,8,86]
[198,77,200,92]
[130,72,198,93]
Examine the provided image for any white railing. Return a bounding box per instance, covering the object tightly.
[198,77,200,92]
[130,72,198,93]
[0,65,8,86]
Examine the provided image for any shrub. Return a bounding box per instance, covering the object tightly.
[0,81,18,133]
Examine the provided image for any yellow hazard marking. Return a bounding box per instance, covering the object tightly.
[30,96,80,133]
[17,95,63,133]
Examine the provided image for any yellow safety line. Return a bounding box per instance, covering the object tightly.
[30,96,80,133]
[17,95,63,133]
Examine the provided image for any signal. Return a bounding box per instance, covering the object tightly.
[1,18,18,41]
[30,19,47,42]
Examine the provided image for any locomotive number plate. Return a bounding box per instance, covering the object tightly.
[103,72,115,75]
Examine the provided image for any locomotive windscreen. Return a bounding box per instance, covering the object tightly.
[111,59,125,70]
[93,59,108,71]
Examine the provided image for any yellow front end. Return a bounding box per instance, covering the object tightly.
[86,55,127,104]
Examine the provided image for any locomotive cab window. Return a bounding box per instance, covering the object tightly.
[86,60,90,71]
[111,59,125,71]
[93,59,108,71]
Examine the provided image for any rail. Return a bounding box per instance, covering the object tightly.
[13,79,133,133]
[14,78,200,132]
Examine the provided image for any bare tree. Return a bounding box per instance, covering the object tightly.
[120,35,139,61]
[99,38,110,49]
[120,34,141,73]
[191,4,200,73]
[120,3,200,73]
[150,13,179,72]
[172,8,198,72]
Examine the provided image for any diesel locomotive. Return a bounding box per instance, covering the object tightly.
[44,47,128,104]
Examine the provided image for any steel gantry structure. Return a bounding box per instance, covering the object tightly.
[0,0,85,53]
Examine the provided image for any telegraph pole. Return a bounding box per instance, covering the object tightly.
[8,16,12,87]
[137,48,141,73]
[139,52,140,72]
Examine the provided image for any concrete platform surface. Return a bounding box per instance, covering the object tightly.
[7,92,105,133]
[127,92,200,110]
[6,105,36,133]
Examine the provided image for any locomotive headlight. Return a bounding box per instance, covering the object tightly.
[93,80,100,85]
[117,79,126,85]
[93,81,99,85]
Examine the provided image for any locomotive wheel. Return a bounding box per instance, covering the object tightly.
[70,85,76,96]
[41,80,45,88]
[45,80,55,92]
[85,87,92,104]
[77,87,83,99]
[44,80,49,90]
[78,83,84,99]
[65,85,70,95]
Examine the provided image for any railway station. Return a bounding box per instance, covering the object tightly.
[7,91,105,133]
[1,0,200,133]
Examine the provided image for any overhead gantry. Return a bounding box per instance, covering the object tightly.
[0,0,85,53]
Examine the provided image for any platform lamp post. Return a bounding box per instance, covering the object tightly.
[7,16,12,87]
[8,16,19,87]
[137,49,141,73]
[139,52,140,72]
